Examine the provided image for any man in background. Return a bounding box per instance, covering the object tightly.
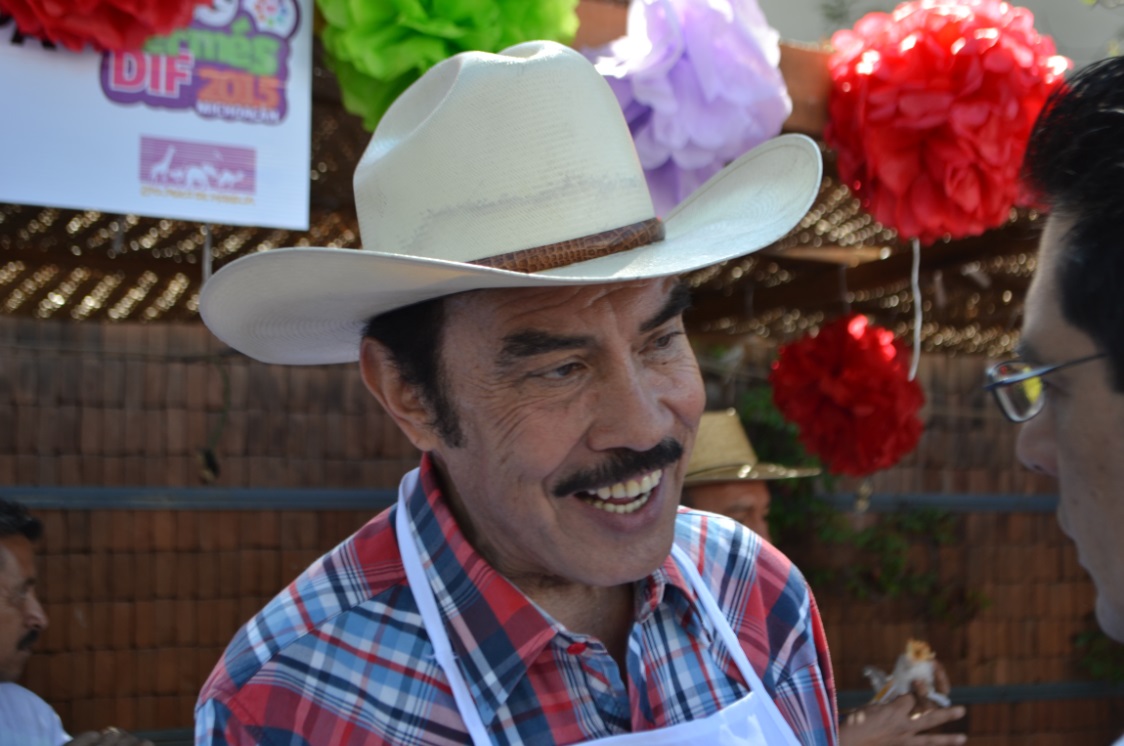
[0,499,151,746]
[682,408,819,541]
[682,414,967,745]
[988,56,1124,650]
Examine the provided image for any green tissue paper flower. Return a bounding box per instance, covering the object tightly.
[317,0,580,130]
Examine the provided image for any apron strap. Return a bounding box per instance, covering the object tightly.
[395,469,493,746]
[396,468,799,746]
[670,544,802,746]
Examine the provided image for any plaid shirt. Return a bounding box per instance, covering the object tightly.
[197,454,838,745]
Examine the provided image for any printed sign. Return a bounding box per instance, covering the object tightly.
[0,0,312,230]
[139,136,256,201]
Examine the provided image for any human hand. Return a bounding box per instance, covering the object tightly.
[839,695,967,746]
[65,727,155,746]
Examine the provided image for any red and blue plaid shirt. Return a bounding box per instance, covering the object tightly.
[197,454,838,745]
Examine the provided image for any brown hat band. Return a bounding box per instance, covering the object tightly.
[470,218,665,274]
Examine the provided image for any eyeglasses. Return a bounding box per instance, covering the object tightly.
[0,584,32,612]
[985,352,1107,423]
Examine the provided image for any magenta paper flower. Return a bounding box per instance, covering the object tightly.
[583,0,791,216]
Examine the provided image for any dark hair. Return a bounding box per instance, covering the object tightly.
[0,499,42,544]
[1023,56,1124,392]
[362,296,465,447]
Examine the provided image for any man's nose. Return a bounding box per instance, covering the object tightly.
[588,366,672,453]
[26,591,48,631]
[1016,412,1058,478]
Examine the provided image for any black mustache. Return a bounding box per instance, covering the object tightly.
[552,438,684,497]
[17,629,39,650]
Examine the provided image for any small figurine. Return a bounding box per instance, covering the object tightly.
[863,639,952,714]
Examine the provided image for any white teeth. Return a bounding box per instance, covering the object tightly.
[588,469,665,501]
[586,492,651,514]
[580,468,665,513]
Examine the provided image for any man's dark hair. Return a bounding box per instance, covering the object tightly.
[0,499,42,544]
[363,296,465,447]
[1023,56,1124,392]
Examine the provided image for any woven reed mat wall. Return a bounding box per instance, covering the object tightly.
[851,351,1058,497]
[2,316,1122,741]
[0,316,419,488]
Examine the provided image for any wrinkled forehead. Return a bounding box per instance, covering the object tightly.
[445,277,684,333]
[688,480,771,500]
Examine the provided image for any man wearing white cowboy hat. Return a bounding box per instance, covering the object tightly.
[683,409,820,541]
[196,41,837,746]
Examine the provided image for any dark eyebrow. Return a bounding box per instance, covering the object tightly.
[640,281,692,333]
[497,330,593,366]
[495,281,692,367]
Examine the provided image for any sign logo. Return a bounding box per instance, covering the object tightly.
[139,136,256,203]
[100,0,299,125]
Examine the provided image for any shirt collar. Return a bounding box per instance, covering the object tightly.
[403,455,713,723]
[405,454,558,725]
[643,517,714,647]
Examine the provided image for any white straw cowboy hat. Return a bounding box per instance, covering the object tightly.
[201,41,822,365]
[685,409,820,484]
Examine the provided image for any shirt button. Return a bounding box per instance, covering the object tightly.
[567,642,587,655]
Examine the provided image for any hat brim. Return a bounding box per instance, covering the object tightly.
[685,462,822,484]
[201,134,822,364]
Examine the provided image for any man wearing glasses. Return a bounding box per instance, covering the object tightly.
[985,56,1124,652]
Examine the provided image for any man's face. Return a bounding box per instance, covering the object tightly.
[0,535,47,681]
[1017,213,1124,642]
[424,277,705,590]
[686,480,772,541]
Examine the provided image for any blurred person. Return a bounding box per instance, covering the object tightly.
[0,499,151,746]
[683,414,966,745]
[682,408,819,540]
[989,56,1124,648]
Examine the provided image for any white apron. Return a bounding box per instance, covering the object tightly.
[395,469,803,746]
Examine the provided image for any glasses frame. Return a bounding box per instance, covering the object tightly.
[985,352,1108,423]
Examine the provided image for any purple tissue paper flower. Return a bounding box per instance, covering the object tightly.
[584,0,791,215]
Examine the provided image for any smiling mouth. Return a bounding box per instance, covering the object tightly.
[575,469,663,514]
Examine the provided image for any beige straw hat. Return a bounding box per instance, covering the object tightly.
[685,409,820,484]
[200,41,822,365]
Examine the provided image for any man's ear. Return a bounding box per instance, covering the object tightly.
[359,337,442,452]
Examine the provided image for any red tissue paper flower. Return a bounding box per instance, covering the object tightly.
[826,0,1069,246]
[0,0,208,52]
[770,314,925,477]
